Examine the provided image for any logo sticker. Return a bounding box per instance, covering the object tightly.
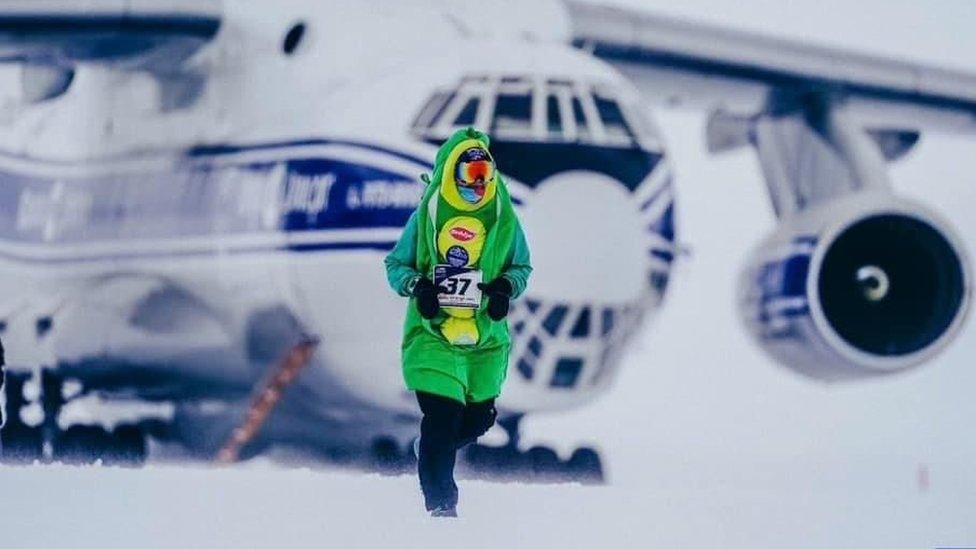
[446,245,470,267]
[450,227,476,242]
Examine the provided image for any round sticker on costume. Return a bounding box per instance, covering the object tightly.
[446,245,469,267]
[438,216,486,265]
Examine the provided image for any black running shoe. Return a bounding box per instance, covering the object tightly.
[430,506,457,518]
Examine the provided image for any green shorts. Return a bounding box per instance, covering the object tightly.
[402,331,509,404]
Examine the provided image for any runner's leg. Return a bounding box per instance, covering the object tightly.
[455,398,496,450]
[416,391,464,511]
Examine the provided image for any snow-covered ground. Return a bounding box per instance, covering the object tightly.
[0,450,973,549]
[3,2,976,548]
[0,457,972,549]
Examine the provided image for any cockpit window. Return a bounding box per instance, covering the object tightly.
[411,91,453,131]
[412,76,656,150]
[455,97,479,126]
[570,97,592,141]
[492,94,532,136]
[545,95,562,138]
[594,92,634,145]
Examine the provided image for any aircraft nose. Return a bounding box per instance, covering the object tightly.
[505,169,675,402]
[521,172,650,301]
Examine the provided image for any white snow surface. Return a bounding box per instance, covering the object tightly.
[0,459,971,549]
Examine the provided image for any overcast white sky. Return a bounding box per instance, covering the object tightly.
[600,0,976,71]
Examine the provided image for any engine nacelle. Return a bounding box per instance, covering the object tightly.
[740,191,971,381]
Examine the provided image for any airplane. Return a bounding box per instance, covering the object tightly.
[0,0,971,480]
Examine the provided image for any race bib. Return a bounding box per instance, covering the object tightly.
[434,265,483,309]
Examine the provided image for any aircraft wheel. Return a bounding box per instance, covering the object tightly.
[54,425,111,464]
[0,372,43,464]
[567,447,604,484]
[370,436,407,473]
[104,425,148,467]
[462,443,496,472]
[459,444,513,477]
[526,446,561,478]
[0,424,42,464]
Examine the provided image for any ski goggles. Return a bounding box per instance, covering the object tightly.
[454,148,495,188]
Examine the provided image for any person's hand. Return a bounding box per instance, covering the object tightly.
[477,278,513,321]
[412,277,441,319]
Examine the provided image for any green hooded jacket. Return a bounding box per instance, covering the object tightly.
[384,128,532,402]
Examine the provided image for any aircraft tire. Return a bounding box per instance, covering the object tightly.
[53,425,111,464]
[370,436,407,473]
[526,446,561,478]
[566,447,604,484]
[105,425,148,467]
[0,372,43,464]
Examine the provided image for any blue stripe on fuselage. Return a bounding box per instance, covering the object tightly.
[0,240,398,265]
[0,140,431,252]
[0,137,672,265]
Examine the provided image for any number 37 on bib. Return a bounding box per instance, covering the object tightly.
[434,265,483,309]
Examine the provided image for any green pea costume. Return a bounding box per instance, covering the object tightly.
[384,128,532,404]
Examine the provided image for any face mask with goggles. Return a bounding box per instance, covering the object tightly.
[453,148,496,205]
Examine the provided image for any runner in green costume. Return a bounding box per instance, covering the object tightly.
[385,127,532,402]
[384,127,531,516]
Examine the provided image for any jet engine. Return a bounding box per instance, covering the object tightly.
[739,192,970,381]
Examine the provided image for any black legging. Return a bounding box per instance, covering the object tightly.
[1,336,5,452]
[416,392,496,511]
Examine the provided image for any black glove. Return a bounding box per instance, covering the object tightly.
[478,277,513,321]
[412,277,441,319]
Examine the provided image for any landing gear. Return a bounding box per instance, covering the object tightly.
[362,414,606,483]
[53,424,147,466]
[0,371,43,462]
[565,447,603,481]
[458,415,605,483]
[0,370,148,466]
[370,436,410,475]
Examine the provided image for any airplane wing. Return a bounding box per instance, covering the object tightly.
[566,1,976,138]
[0,0,221,70]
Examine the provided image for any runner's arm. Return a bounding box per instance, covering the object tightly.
[501,221,532,299]
[384,211,422,297]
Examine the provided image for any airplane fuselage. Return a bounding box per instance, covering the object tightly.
[0,0,677,453]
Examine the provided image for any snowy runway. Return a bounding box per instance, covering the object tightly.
[1,461,972,549]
